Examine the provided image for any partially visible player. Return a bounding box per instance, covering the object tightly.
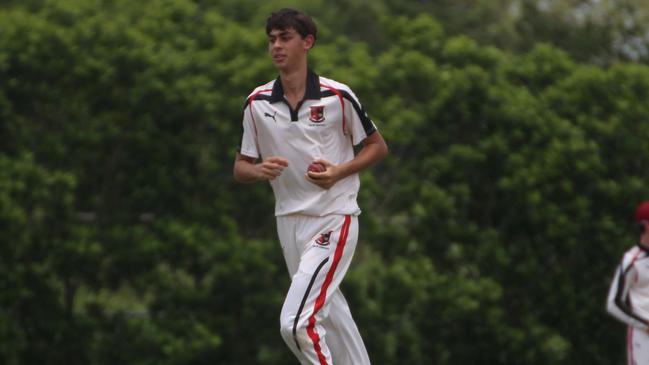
[607,201,649,365]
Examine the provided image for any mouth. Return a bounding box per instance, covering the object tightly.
[273,54,286,62]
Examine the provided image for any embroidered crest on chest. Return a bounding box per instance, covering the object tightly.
[309,105,325,123]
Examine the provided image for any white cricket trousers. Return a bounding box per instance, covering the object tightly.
[277,214,371,365]
[628,326,649,365]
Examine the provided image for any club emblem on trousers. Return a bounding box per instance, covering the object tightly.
[315,231,332,246]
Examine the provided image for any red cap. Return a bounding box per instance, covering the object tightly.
[636,201,649,222]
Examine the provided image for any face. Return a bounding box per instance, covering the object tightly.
[267,27,314,71]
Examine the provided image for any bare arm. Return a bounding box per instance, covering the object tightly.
[306,130,388,189]
[233,153,289,183]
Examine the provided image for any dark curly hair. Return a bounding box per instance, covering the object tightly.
[266,8,317,46]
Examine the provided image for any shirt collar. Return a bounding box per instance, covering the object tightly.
[269,69,321,103]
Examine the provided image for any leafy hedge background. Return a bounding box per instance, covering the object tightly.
[3,1,649,364]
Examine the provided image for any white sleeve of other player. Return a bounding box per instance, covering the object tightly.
[343,88,377,146]
[606,262,649,330]
[239,104,259,159]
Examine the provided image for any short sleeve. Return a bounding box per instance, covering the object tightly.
[342,88,377,146]
[238,102,259,159]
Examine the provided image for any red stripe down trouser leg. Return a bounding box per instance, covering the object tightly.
[278,214,371,365]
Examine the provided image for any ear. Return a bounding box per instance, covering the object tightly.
[304,34,315,51]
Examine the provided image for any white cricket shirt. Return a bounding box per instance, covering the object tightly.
[238,70,377,217]
[607,244,649,330]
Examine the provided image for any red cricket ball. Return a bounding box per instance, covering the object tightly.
[307,162,326,173]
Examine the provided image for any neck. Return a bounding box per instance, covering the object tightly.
[279,65,307,100]
[641,233,649,248]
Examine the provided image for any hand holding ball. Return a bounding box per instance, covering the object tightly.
[306,160,335,189]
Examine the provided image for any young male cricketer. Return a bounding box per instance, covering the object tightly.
[607,201,649,364]
[233,8,388,365]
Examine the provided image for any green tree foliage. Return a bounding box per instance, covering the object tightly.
[2,1,649,364]
[379,0,649,63]
[0,153,87,364]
